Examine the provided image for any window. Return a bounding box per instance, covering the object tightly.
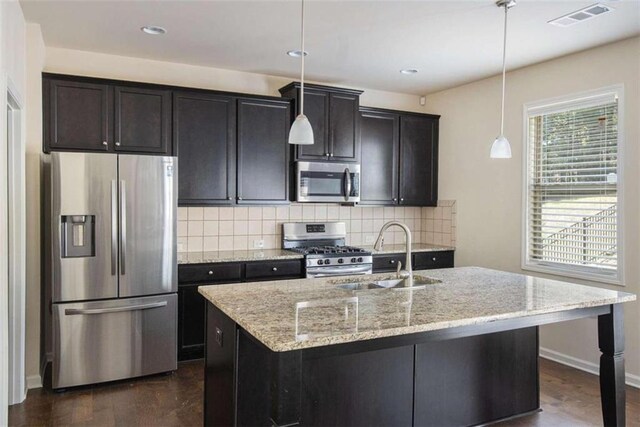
[523,87,623,284]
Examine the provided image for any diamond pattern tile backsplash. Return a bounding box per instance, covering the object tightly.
[178,200,456,252]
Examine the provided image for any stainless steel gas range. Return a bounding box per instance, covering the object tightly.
[282,222,373,278]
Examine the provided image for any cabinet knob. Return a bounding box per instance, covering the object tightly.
[115,142,121,147]
[208,270,214,275]
[272,267,278,272]
[237,197,242,200]
[392,198,397,202]
[400,198,404,202]
[227,197,232,200]
[390,260,396,264]
[432,257,437,262]
[329,153,334,157]
[102,141,108,147]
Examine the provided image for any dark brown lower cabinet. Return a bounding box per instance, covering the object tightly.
[178,259,304,361]
[205,303,540,427]
[373,250,454,273]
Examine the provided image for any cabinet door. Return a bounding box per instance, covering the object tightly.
[174,92,236,205]
[114,86,171,154]
[178,283,206,361]
[237,98,290,204]
[295,89,330,160]
[360,110,399,205]
[399,115,438,206]
[47,79,111,152]
[329,93,359,162]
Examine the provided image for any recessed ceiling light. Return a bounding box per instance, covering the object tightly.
[400,69,418,75]
[141,26,167,35]
[287,50,308,57]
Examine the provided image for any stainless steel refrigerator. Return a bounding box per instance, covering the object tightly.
[44,152,177,389]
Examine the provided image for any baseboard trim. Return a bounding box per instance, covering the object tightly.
[540,347,640,389]
[26,375,42,390]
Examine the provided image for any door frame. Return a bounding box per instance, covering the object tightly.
[3,74,28,407]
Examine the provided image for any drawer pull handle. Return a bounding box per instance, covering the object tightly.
[272,267,278,272]
[208,270,214,275]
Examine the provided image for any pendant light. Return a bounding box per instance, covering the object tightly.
[288,0,314,145]
[490,0,516,159]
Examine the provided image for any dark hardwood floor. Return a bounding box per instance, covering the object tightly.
[9,358,639,426]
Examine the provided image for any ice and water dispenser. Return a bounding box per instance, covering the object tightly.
[60,215,95,258]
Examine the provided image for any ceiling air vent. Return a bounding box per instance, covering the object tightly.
[548,3,614,27]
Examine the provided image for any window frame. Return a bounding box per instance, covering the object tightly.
[521,85,625,286]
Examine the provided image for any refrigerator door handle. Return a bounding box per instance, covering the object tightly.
[64,301,168,316]
[120,180,127,275]
[111,180,117,275]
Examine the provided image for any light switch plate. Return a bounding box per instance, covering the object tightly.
[364,235,375,244]
[253,239,264,249]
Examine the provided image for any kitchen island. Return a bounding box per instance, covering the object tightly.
[199,267,635,427]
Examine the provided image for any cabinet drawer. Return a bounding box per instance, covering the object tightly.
[414,251,454,270]
[373,254,407,273]
[245,260,304,281]
[178,263,242,284]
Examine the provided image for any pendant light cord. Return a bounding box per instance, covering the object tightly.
[300,0,305,116]
[500,3,508,135]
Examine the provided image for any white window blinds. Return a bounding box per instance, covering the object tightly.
[525,90,620,282]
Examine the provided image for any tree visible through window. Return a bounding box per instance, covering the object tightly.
[525,90,620,282]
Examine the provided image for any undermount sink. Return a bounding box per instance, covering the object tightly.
[334,275,441,291]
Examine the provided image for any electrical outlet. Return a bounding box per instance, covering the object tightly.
[364,235,375,244]
[253,239,264,249]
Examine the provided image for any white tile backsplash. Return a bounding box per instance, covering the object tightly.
[178,201,457,252]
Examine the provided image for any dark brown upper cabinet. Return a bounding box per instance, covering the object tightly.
[173,91,236,206]
[279,82,362,163]
[359,108,399,205]
[236,98,290,205]
[43,75,172,155]
[114,86,171,154]
[45,79,112,152]
[399,114,439,206]
[360,107,439,207]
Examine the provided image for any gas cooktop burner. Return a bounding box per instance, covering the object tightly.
[294,245,369,255]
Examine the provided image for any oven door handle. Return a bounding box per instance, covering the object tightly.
[344,168,351,202]
[307,265,372,277]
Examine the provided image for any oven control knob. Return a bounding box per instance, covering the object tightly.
[338,258,344,264]
[351,257,357,263]
[324,259,331,265]
[317,260,323,265]
[357,257,363,262]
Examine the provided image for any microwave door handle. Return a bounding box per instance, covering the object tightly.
[344,168,351,202]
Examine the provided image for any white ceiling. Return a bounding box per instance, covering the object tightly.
[20,0,640,95]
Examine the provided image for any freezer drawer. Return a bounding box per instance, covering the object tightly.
[52,294,177,389]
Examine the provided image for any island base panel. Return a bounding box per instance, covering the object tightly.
[204,304,540,427]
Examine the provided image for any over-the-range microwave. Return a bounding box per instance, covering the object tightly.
[296,161,360,203]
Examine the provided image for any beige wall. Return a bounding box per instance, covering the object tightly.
[22,45,425,381]
[44,47,424,112]
[24,23,45,386]
[424,36,640,384]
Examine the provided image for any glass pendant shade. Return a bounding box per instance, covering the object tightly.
[288,114,314,145]
[490,135,512,159]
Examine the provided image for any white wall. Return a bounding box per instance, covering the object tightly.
[424,36,640,385]
[1,0,28,418]
[23,45,424,382]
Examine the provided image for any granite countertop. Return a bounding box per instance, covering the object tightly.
[178,249,303,264]
[179,244,454,264]
[198,266,635,352]
[363,243,455,254]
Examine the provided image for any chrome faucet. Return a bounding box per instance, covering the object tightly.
[373,221,412,280]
